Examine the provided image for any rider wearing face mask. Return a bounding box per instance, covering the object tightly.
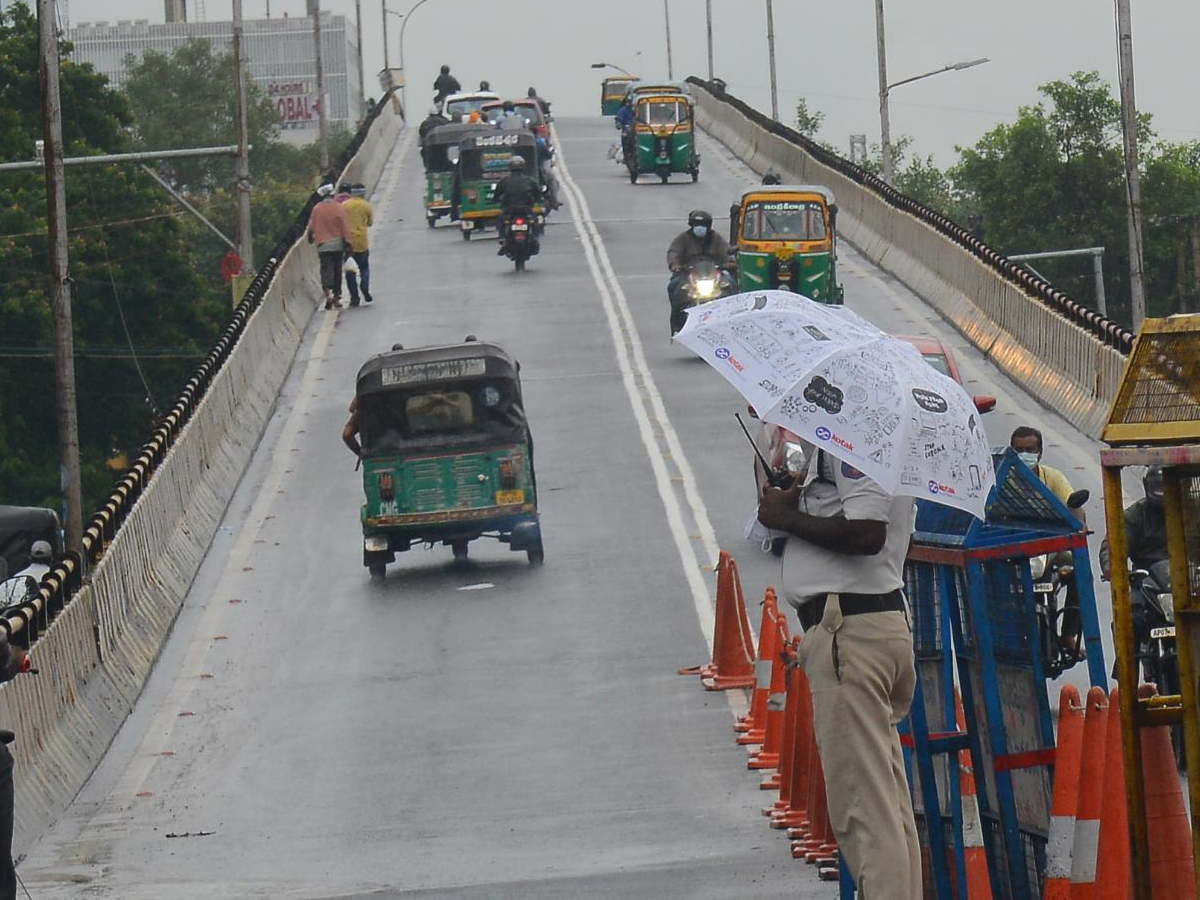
[667,209,730,300]
[1010,426,1080,519]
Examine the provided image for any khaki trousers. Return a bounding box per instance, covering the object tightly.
[798,596,921,900]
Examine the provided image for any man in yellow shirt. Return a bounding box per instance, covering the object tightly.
[1010,426,1080,519]
[344,183,374,306]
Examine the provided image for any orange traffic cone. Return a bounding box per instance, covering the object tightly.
[802,751,838,866]
[1094,686,1132,900]
[955,691,992,900]
[1045,685,1086,900]
[748,612,790,771]
[1070,687,1108,900]
[679,551,757,690]
[736,588,779,745]
[1141,698,1196,898]
[762,638,801,799]
[773,657,814,831]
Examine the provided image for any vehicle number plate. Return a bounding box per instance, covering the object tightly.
[1033,584,1055,594]
[512,223,529,231]
[1151,626,1176,640]
[495,489,525,505]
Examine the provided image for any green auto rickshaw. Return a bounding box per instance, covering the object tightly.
[600,76,638,115]
[453,131,544,239]
[355,340,544,579]
[626,93,699,184]
[728,185,844,304]
[421,122,491,228]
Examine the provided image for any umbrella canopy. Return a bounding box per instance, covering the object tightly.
[677,290,995,518]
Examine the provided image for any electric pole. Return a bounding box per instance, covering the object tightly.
[37,0,83,553]
[875,0,893,184]
[311,0,330,171]
[354,0,365,118]
[232,0,253,270]
[765,0,779,121]
[663,0,673,80]
[382,0,390,71]
[705,0,714,81]
[1115,0,1147,330]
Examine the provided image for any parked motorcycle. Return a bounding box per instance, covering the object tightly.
[669,260,736,336]
[500,207,543,272]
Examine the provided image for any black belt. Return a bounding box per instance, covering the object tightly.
[797,589,905,631]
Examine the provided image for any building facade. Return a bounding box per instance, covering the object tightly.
[67,13,363,140]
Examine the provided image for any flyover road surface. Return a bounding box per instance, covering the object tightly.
[21,117,1121,900]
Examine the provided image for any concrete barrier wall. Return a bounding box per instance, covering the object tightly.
[4,100,404,852]
[693,84,1127,438]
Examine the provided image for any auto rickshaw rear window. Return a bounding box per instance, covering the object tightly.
[405,391,475,433]
[741,201,827,241]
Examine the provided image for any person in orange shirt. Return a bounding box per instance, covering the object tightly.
[306,183,352,309]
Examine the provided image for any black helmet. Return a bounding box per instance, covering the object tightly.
[527,87,538,97]
[479,80,491,90]
[1144,466,1165,505]
[762,172,782,185]
[502,100,515,112]
[688,209,713,229]
[440,65,450,75]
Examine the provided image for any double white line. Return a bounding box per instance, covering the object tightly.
[552,128,723,647]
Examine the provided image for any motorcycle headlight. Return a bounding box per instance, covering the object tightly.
[1030,555,1047,580]
[1159,592,1176,623]
[694,278,717,298]
[782,441,807,475]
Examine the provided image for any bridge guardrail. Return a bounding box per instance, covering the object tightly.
[688,77,1131,439]
[0,94,404,849]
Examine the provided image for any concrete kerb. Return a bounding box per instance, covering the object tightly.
[693,86,1125,439]
[4,101,404,853]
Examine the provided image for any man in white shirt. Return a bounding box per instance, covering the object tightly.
[758,445,920,900]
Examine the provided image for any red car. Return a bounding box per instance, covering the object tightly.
[753,335,996,494]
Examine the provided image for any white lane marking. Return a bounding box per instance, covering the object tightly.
[553,127,723,655]
[95,128,416,807]
[457,583,495,592]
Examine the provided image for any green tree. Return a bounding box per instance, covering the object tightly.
[0,4,226,511]
[795,97,825,140]
[123,38,281,192]
[1143,141,1200,314]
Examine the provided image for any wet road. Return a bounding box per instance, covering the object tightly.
[19,117,1115,899]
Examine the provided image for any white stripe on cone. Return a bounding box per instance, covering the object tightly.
[1045,814,1077,880]
[1068,818,1100,883]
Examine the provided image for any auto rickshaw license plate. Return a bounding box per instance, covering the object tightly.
[495,489,525,505]
[1151,626,1176,639]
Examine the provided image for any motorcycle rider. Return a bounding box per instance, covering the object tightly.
[1099,465,1168,580]
[535,136,562,211]
[615,97,635,162]
[433,65,461,103]
[667,210,731,333]
[527,86,551,117]
[493,156,541,254]
[1010,426,1083,523]
[496,100,527,131]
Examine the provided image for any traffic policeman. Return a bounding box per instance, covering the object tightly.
[757,445,920,900]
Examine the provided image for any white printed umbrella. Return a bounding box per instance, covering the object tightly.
[676,290,995,518]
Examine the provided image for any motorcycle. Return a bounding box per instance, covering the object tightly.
[1131,559,1184,769]
[499,207,543,272]
[1031,489,1089,678]
[670,260,737,336]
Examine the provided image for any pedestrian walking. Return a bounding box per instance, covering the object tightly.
[344,184,374,306]
[306,183,352,310]
[757,447,921,900]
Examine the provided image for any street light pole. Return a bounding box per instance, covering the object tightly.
[354,0,365,118]
[874,0,893,184]
[1115,0,1147,330]
[765,0,778,121]
[381,0,390,70]
[37,0,83,553]
[705,0,714,81]
[663,0,673,80]
[311,0,329,170]
[398,0,433,117]
[232,0,253,270]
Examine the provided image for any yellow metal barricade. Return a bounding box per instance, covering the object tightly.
[1101,313,1200,900]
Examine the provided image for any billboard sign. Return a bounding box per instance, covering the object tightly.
[268,81,318,128]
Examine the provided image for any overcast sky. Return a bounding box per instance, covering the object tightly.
[63,1,1200,166]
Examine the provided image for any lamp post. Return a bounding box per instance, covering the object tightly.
[397,0,433,117]
[663,0,673,80]
[1115,0,1147,329]
[705,0,713,81]
[590,61,634,76]
[765,0,778,120]
[874,1,987,185]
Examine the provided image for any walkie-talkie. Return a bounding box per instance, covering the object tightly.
[735,413,795,490]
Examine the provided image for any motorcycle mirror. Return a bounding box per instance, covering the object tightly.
[1066,489,1090,509]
